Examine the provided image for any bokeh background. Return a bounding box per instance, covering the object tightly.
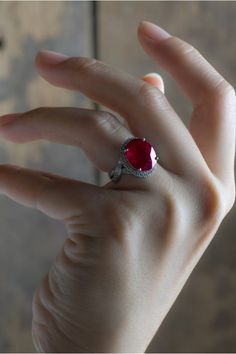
[0,1,235,352]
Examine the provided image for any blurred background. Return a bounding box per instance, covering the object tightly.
[0,1,235,352]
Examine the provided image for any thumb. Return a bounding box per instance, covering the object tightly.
[142,72,165,93]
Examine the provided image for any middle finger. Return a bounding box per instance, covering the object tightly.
[35,51,208,177]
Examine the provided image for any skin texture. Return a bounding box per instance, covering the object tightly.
[0,20,235,353]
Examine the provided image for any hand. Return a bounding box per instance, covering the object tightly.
[0,21,235,353]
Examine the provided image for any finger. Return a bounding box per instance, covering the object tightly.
[142,73,165,93]
[0,164,101,220]
[33,50,208,177]
[0,107,131,172]
[121,74,164,131]
[138,21,236,183]
[0,107,169,191]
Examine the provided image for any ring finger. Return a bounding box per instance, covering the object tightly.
[0,106,170,190]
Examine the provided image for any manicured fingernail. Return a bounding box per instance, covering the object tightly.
[139,21,171,43]
[0,113,22,127]
[37,50,69,65]
[143,73,165,93]
[143,72,163,81]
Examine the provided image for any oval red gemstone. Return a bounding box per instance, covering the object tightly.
[124,138,156,171]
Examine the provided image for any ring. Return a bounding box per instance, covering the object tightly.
[108,137,159,183]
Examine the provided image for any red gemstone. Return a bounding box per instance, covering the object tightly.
[124,138,157,171]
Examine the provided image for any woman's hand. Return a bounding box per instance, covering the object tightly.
[0,21,235,353]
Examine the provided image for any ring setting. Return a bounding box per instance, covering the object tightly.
[108,137,159,183]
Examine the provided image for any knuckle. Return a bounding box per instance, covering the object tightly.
[63,237,101,266]
[66,56,98,73]
[91,111,122,135]
[177,39,197,56]
[103,191,140,239]
[165,38,235,100]
[169,37,199,59]
[35,175,56,210]
[212,79,236,99]
[138,81,164,106]
[196,174,226,226]
[137,81,175,115]
[186,173,236,248]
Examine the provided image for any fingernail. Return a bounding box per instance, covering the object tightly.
[143,72,163,81]
[143,73,165,93]
[37,50,69,65]
[139,21,171,43]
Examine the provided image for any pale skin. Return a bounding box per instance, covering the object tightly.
[0,20,235,352]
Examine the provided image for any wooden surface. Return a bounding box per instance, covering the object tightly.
[0,1,236,352]
[0,2,95,351]
[98,1,236,352]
